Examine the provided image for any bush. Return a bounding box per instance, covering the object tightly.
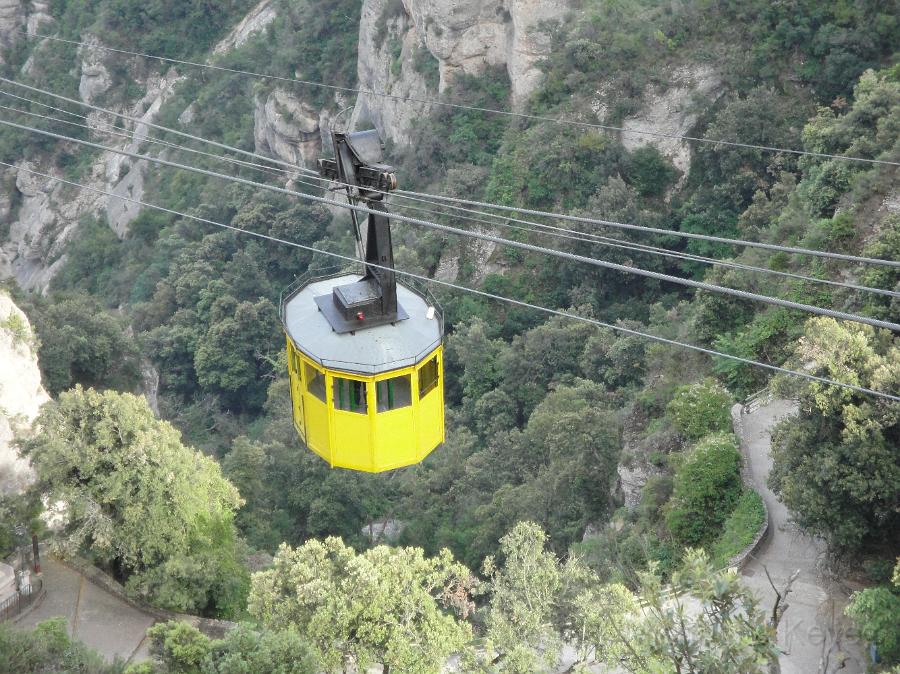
[845,585,900,665]
[709,489,765,566]
[666,433,743,547]
[666,379,734,441]
[0,618,121,673]
[624,146,676,197]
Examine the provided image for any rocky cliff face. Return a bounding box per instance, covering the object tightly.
[0,0,716,293]
[0,291,48,494]
[352,0,570,146]
[0,0,52,61]
[0,46,180,291]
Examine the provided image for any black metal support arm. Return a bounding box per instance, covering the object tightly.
[315,129,403,333]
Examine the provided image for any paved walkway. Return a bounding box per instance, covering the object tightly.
[15,557,153,664]
[738,399,866,674]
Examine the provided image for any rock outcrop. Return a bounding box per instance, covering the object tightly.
[0,0,52,62]
[603,65,724,182]
[0,60,180,291]
[0,291,48,495]
[353,0,570,145]
[253,89,322,169]
[213,0,278,55]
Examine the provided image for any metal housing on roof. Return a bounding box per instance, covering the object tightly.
[282,273,441,375]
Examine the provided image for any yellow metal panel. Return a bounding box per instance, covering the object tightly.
[299,355,331,465]
[287,341,444,473]
[285,336,306,441]
[328,371,375,472]
[416,346,445,461]
[373,407,417,471]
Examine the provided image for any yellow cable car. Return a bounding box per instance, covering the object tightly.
[279,129,445,472]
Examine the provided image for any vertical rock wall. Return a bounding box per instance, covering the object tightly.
[0,291,48,494]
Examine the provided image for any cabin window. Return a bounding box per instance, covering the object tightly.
[333,377,368,414]
[418,356,439,399]
[377,375,412,412]
[305,363,326,402]
[291,350,303,381]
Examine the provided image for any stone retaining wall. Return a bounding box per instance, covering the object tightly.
[727,403,770,571]
[60,555,237,638]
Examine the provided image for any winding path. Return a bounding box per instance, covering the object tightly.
[15,557,153,664]
[737,399,866,674]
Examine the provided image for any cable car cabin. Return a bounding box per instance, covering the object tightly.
[281,126,444,471]
[281,272,444,472]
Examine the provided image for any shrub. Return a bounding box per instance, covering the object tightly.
[709,489,766,566]
[624,145,676,197]
[666,433,743,547]
[845,584,900,665]
[666,379,734,441]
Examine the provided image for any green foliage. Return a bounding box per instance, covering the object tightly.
[0,618,124,673]
[478,521,595,672]
[625,549,778,673]
[0,308,33,349]
[709,489,765,566]
[845,561,900,666]
[770,318,900,551]
[22,387,247,616]
[486,124,624,210]
[52,217,124,298]
[624,145,676,197]
[146,621,319,674]
[32,292,141,396]
[248,537,474,673]
[148,621,212,674]
[406,67,512,174]
[666,379,733,441]
[50,0,257,61]
[713,309,806,398]
[666,433,743,547]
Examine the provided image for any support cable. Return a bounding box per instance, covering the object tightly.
[18,29,899,167]
[3,158,897,402]
[4,76,897,269]
[3,116,899,334]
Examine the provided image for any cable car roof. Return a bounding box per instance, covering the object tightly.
[282,273,441,375]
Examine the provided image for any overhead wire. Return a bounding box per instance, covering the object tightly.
[4,115,900,335]
[17,28,900,168]
[3,157,897,403]
[4,76,899,271]
[0,92,297,179]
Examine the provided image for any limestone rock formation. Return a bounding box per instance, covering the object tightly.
[213,0,278,55]
[0,0,52,62]
[353,0,570,145]
[611,65,724,182]
[0,291,48,495]
[78,36,113,104]
[254,88,322,169]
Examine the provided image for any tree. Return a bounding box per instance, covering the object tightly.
[477,521,596,673]
[34,293,142,396]
[145,621,319,674]
[665,433,743,547]
[666,379,734,441]
[621,549,779,674]
[21,387,247,616]
[769,318,900,550]
[0,618,123,674]
[845,559,900,666]
[248,538,475,673]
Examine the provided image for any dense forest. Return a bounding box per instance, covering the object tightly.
[0,0,898,672]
